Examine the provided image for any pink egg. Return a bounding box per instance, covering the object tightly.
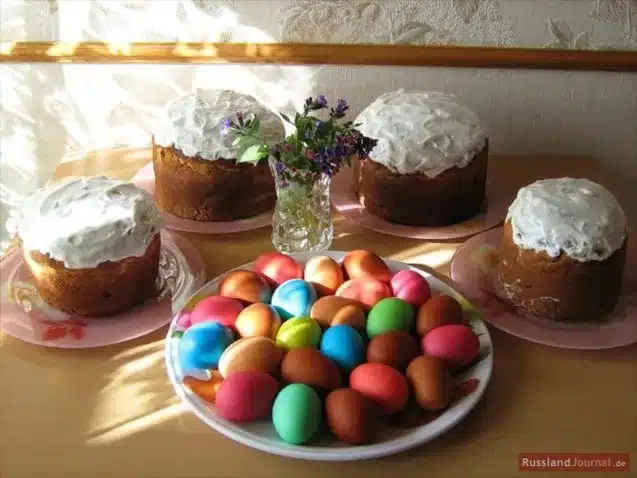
[391,270,432,309]
[422,324,480,369]
[335,278,392,312]
[176,310,192,328]
[349,363,409,414]
[253,253,303,286]
[215,371,279,422]
[190,296,244,328]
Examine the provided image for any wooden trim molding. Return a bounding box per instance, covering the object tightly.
[1,42,636,71]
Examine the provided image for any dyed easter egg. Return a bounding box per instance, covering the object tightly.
[176,310,192,328]
[217,336,283,378]
[405,355,452,411]
[422,324,480,369]
[281,348,343,394]
[304,255,345,296]
[310,295,366,329]
[366,331,421,371]
[253,252,303,286]
[390,270,432,309]
[335,278,392,311]
[366,298,415,338]
[182,371,223,404]
[272,383,322,444]
[234,303,281,339]
[349,363,409,414]
[270,279,317,320]
[189,295,244,328]
[179,321,234,371]
[275,317,322,350]
[342,250,391,282]
[319,324,366,373]
[326,388,376,445]
[417,295,464,336]
[215,371,279,422]
[219,270,272,304]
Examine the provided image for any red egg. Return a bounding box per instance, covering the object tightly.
[253,253,303,286]
[215,371,279,422]
[189,295,244,328]
[422,324,480,369]
[342,250,391,282]
[349,363,409,414]
[335,278,392,312]
[219,270,272,304]
[304,255,344,296]
[390,270,432,309]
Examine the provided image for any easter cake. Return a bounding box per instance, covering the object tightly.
[496,178,627,322]
[17,176,164,317]
[353,90,488,226]
[152,89,285,221]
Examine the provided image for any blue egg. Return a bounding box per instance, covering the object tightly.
[270,279,317,321]
[320,325,366,373]
[179,321,234,371]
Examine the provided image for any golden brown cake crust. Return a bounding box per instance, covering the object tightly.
[152,140,275,221]
[355,141,489,227]
[495,220,626,322]
[22,234,161,317]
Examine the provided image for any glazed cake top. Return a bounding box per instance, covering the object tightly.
[18,176,163,269]
[154,89,285,161]
[354,90,486,178]
[507,177,626,262]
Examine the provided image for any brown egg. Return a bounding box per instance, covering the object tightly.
[416,295,463,336]
[280,348,343,394]
[310,296,366,329]
[234,303,281,339]
[342,250,392,282]
[217,337,283,378]
[366,331,421,370]
[304,255,345,296]
[219,270,272,304]
[326,388,377,445]
[405,355,452,411]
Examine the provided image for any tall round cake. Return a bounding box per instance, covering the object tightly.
[17,176,164,317]
[496,177,627,322]
[152,89,285,221]
[354,90,488,226]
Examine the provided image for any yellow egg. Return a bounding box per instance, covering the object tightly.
[234,303,282,339]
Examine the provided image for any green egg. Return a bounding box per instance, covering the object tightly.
[272,383,322,445]
[275,317,322,350]
[366,297,415,338]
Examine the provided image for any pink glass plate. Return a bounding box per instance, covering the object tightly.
[0,231,206,348]
[132,162,273,234]
[450,227,637,349]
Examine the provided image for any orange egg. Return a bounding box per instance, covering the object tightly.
[219,270,272,304]
[342,250,391,282]
[183,371,224,403]
[304,255,345,296]
[234,303,282,339]
[336,278,392,312]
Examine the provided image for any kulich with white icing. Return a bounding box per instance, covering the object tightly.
[154,89,285,161]
[507,178,626,262]
[354,90,486,178]
[18,176,163,269]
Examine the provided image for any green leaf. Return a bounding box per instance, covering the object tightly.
[236,144,265,165]
[248,115,261,133]
[232,136,243,147]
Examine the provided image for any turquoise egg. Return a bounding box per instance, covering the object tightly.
[366,297,415,338]
[271,279,317,321]
[320,324,366,373]
[179,321,234,371]
[272,383,322,445]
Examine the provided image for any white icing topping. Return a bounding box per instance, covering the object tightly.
[354,90,486,177]
[507,178,626,262]
[154,89,285,161]
[18,176,163,269]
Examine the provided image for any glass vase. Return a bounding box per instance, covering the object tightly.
[269,157,334,253]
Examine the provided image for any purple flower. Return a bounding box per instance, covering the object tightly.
[333,98,349,118]
[304,129,314,139]
[316,95,327,108]
[220,117,233,136]
[315,120,322,128]
[275,161,285,174]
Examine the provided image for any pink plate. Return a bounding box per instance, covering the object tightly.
[331,166,510,240]
[0,231,206,348]
[450,227,637,349]
[132,162,273,234]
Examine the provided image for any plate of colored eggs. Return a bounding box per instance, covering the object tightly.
[165,250,493,461]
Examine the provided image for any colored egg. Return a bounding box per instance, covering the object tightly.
[366,297,415,338]
[179,321,234,371]
[303,255,345,296]
[422,324,480,369]
[272,384,323,445]
[215,371,279,422]
[176,310,192,328]
[280,348,342,394]
[390,270,432,309]
[417,295,464,336]
[405,355,452,411]
[253,252,303,286]
[218,336,283,378]
[234,303,281,339]
[189,295,244,328]
[319,324,366,373]
[275,317,322,350]
[350,363,409,415]
[342,250,392,282]
[182,371,224,403]
[326,388,376,445]
[366,331,421,371]
[271,279,317,321]
[219,270,272,304]
[310,295,366,329]
[335,278,392,311]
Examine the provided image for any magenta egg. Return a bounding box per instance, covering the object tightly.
[215,371,279,422]
[391,270,432,309]
[422,324,480,369]
[190,296,244,329]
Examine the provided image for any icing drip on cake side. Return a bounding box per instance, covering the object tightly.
[18,176,164,269]
[154,89,285,161]
[354,90,486,178]
[507,177,626,263]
